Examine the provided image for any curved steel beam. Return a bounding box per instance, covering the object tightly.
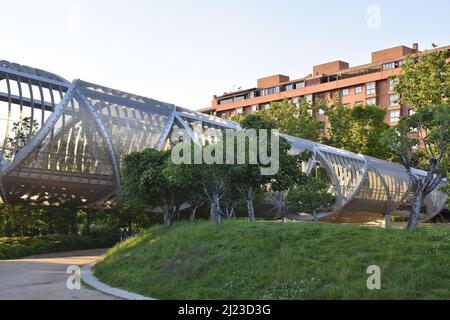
[1,81,77,176]
[74,83,122,195]
[155,106,177,151]
[339,156,370,210]
[315,149,343,208]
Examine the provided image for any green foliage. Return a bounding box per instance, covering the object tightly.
[382,104,450,229]
[0,204,153,239]
[3,117,39,161]
[231,114,309,220]
[257,98,323,141]
[287,176,334,219]
[122,149,172,209]
[120,114,312,225]
[382,104,450,172]
[239,113,276,131]
[121,148,194,226]
[95,221,450,300]
[324,99,392,159]
[395,46,450,109]
[0,234,117,260]
[230,113,247,124]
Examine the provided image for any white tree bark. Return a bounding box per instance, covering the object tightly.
[210,192,222,224]
[163,204,172,227]
[247,187,255,222]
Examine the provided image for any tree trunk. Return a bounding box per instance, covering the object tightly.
[385,214,392,228]
[175,204,181,220]
[281,192,288,216]
[190,207,197,223]
[407,185,424,230]
[313,209,318,223]
[247,188,255,222]
[210,193,221,224]
[225,206,237,219]
[163,205,172,227]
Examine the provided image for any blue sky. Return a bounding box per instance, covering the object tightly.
[1,0,449,109]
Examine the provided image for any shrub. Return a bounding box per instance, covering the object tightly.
[0,234,118,260]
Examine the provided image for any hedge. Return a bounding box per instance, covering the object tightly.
[0,234,118,260]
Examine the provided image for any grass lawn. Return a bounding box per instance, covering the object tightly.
[94,221,450,300]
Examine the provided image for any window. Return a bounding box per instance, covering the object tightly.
[366,82,376,95]
[355,86,362,94]
[389,78,399,91]
[236,107,243,115]
[295,82,305,89]
[342,88,350,97]
[285,84,294,91]
[389,94,400,106]
[355,101,363,107]
[390,110,401,123]
[260,87,279,96]
[383,62,396,71]
[251,105,258,112]
[219,97,233,105]
[366,98,377,106]
[305,94,313,105]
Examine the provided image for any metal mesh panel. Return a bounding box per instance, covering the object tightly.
[79,81,171,163]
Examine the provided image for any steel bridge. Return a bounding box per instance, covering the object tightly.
[0,60,447,223]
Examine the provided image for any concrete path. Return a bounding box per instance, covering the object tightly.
[0,249,117,300]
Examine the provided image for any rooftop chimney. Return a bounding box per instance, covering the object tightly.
[413,43,419,52]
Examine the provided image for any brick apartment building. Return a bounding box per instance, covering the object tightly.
[199,44,449,126]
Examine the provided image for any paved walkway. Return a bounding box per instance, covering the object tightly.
[0,249,117,300]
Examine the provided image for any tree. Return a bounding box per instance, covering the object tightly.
[121,149,188,227]
[257,98,323,142]
[382,104,449,230]
[163,158,207,223]
[230,115,276,221]
[394,45,450,109]
[324,99,392,159]
[323,98,353,150]
[221,184,243,219]
[177,140,234,225]
[3,117,39,161]
[172,131,240,225]
[186,190,207,223]
[231,114,309,221]
[267,138,310,216]
[286,175,334,222]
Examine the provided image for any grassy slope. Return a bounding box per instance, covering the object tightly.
[94,221,450,300]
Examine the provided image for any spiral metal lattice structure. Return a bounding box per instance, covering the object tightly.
[0,60,447,222]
